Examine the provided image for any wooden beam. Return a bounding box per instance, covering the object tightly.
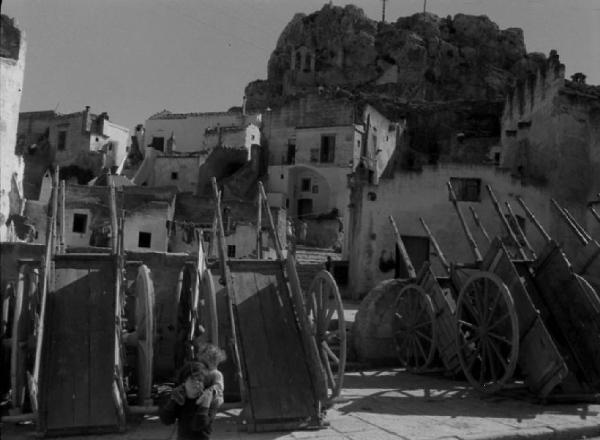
[505,201,536,259]
[468,206,491,244]
[551,199,588,245]
[516,196,552,243]
[258,182,283,260]
[211,177,247,405]
[256,185,263,259]
[419,217,450,272]
[486,185,528,260]
[388,215,417,279]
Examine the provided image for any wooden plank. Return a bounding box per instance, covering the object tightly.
[479,239,567,395]
[533,243,600,388]
[88,263,119,427]
[230,265,317,423]
[40,258,122,434]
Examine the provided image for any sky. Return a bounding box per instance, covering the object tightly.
[4,0,600,132]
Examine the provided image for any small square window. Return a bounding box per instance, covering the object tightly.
[450,177,482,202]
[171,172,179,180]
[138,232,152,248]
[72,213,87,233]
[227,245,236,258]
[301,178,311,192]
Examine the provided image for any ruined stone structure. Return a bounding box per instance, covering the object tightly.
[500,51,600,255]
[143,109,261,154]
[0,15,26,241]
[18,107,130,199]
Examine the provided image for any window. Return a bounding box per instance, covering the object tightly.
[138,231,152,248]
[287,140,296,165]
[450,177,482,202]
[494,152,501,166]
[320,135,335,163]
[57,131,67,151]
[72,213,88,233]
[251,134,255,141]
[310,148,319,163]
[312,185,319,194]
[171,171,179,180]
[295,51,302,70]
[301,178,311,192]
[371,134,377,153]
[152,136,165,152]
[227,245,236,258]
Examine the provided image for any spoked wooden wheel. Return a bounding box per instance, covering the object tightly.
[10,264,40,412]
[196,267,218,346]
[456,272,519,394]
[306,270,346,403]
[392,284,437,373]
[134,264,155,406]
[175,265,218,368]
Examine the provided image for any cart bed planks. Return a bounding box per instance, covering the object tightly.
[227,259,324,432]
[532,243,600,390]
[39,254,125,435]
[480,239,568,396]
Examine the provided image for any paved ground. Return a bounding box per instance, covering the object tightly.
[4,369,600,440]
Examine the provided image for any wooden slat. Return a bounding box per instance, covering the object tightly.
[533,243,600,388]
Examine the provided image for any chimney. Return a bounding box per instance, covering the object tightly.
[82,106,92,133]
[242,95,247,116]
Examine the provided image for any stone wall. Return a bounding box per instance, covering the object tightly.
[144,110,261,153]
[0,15,26,241]
[347,163,552,299]
[500,51,600,256]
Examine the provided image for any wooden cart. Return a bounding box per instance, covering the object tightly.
[208,179,346,431]
[391,182,569,397]
[512,197,600,395]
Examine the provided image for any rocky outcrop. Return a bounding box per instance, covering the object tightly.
[246,4,546,111]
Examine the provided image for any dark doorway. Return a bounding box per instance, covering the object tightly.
[395,235,430,278]
[297,198,313,218]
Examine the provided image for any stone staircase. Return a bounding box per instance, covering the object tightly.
[294,245,342,292]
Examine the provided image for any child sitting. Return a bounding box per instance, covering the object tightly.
[160,343,226,440]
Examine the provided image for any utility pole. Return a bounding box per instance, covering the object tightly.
[381,0,387,22]
[423,0,427,13]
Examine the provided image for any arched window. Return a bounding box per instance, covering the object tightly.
[295,51,302,71]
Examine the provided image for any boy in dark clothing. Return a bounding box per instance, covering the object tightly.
[160,344,226,440]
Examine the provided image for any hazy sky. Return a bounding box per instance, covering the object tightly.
[4,0,599,131]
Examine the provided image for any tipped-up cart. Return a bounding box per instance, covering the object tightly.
[392,182,571,397]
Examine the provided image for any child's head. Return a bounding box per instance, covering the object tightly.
[177,361,207,399]
[193,340,227,370]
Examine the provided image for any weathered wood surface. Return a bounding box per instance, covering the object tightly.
[39,255,125,435]
[227,259,323,431]
[416,266,461,375]
[532,242,600,390]
[480,239,568,397]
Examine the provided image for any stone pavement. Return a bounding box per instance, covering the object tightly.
[4,369,600,440]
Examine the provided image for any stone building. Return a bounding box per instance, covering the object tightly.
[265,94,404,227]
[346,163,552,298]
[18,107,130,199]
[172,193,286,259]
[143,109,261,154]
[499,51,600,256]
[0,15,26,241]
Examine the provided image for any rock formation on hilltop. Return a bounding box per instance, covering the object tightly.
[245,4,546,112]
